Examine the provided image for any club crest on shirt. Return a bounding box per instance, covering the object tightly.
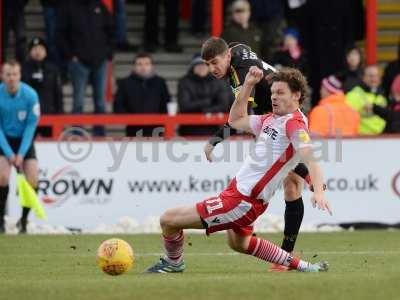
[18,110,27,121]
[298,130,310,143]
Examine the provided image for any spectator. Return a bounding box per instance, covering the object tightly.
[337,45,363,93]
[178,55,232,136]
[2,0,28,63]
[22,37,63,137]
[249,0,286,61]
[382,40,400,98]
[366,74,400,133]
[114,53,170,137]
[56,0,114,136]
[191,0,208,37]
[309,75,359,137]
[40,0,59,63]
[346,65,387,135]
[303,0,354,106]
[144,0,182,53]
[285,0,307,30]
[221,0,262,55]
[114,0,136,51]
[272,28,308,77]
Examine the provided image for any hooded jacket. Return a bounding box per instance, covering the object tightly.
[346,83,387,134]
[22,59,63,114]
[177,67,232,135]
[309,92,360,137]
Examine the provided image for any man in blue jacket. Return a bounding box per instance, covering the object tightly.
[0,60,40,234]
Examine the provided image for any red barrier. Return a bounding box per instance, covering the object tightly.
[39,113,228,139]
[366,0,377,64]
[211,0,223,37]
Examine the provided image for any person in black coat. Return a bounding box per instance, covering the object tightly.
[302,0,354,107]
[22,37,63,137]
[177,55,232,136]
[366,74,400,133]
[382,40,400,98]
[2,0,28,63]
[114,53,170,137]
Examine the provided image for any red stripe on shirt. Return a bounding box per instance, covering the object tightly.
[250,144,295,199]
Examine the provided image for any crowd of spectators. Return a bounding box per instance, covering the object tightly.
[1,0,400,137]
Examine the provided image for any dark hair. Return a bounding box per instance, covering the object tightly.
[201,37,229,61]
[267,68,309,104]
[134,53,153,64]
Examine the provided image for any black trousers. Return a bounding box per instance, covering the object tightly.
[2,10,26,63]
[144,0,179,45]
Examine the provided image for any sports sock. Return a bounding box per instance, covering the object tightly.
[246,236,310,271]
[20,187,37,221]
[163,230,184,265]
[281,197,304,252]
[0,185,9,227]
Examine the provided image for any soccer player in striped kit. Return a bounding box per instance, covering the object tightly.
[0,60,40,234]
[202,37,323,271]
[146,67,331,273]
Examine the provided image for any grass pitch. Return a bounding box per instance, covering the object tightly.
[0,231,399,300]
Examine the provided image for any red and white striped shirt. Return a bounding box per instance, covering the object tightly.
[236,109,311,202]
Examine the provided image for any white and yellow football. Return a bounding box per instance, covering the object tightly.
[96,238,134,275]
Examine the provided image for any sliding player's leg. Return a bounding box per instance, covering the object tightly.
[227,229,328,273]
[270,171,304,272]
[145,205,204,273]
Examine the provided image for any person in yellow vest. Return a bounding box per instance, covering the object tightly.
[345,65,387,134]
[309,75,360,137]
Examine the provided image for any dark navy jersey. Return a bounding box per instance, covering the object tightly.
[228,44,275,114]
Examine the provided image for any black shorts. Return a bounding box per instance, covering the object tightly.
[0,136,37,160]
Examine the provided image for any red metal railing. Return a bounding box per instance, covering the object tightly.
[366,0,377,64]
[211,0,223,37]
[39,113,228,139]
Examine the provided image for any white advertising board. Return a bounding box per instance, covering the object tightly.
[7,138,400,229]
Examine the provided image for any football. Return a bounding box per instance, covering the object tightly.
[96,238,134,275]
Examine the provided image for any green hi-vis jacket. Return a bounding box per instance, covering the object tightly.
[346,86,387,134]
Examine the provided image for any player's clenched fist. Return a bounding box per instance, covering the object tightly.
[244,66,263,86]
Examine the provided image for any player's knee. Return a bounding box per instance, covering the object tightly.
[160,210,177,230]
[26,176,38,189]
[227,238,247,253]
[0,173,10,186]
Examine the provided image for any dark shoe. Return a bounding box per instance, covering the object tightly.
[164,43,183,53]
[117,41,138,52]
[145,257,186,273]
[16,218,27,234]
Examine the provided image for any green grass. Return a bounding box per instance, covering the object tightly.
[0,231,399,300]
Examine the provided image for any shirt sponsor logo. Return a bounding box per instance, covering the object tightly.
[263,126,278,140]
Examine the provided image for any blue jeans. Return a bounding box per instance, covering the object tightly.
[114,0,127,43]
[68,60,107,135]
[68,60,107,113]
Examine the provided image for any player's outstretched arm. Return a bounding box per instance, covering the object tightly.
[298,147,332,215]
[228,66,263,132]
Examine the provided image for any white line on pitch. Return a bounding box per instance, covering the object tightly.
[136,250,400,257]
